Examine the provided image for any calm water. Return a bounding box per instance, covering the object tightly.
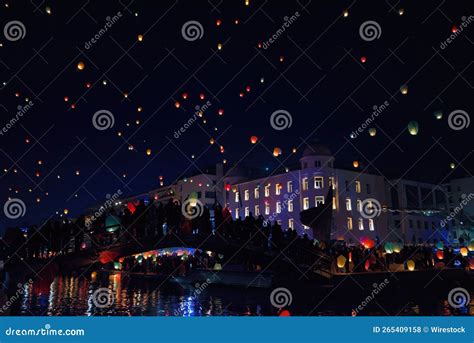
[10,273,473,316]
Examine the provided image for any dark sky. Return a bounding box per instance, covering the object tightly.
[0,0,472,231]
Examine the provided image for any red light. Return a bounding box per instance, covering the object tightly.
[182,92,188,99]
[218,109,224,116]
[279,309,291,316]
[245,86,251,92]
[199,93,205,100]
[360,56,366,63]
[175,101,180,108]
[216,19,222,26]
[451,25,457,33]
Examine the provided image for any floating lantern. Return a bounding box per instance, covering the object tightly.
[239,92,245,97]
[220,145,225,153]
[279,309,291,316]
[436,250,444,260]
[470,258,474,270]
[361,237,375,249]
[216,19,222,26]
[360,56,367,63]
[209,138,215,145]
[137,34,143,42]
[343,10,349,17]
[260,77,264,83]
[77,61,85,70]
[225,184,231,191]
[353,160,359,168]
[279,56,284,62]
[393,242,402,253]
[245,86,251,92]
[250,136,258,144]
[398,8,404,15]
[63,209,69,215]
[364,259,370,271]
[407,121,419,135]
[407,260,415,271]
[85,82,91,88]
[218,108,224,116]
[451,25,457,33]
[450,163,455,169]
[245,0,250,6]
[384,242,393,254]
[368,127,377,137]
[64,96,69,102]
[436,241,444,250]
[175,101,180,108]
[434,110,443,120]
[337,255,347,268]
[199,93,205,100]
[460,247,468,257]
[182,92,188,99]
[273,147,282,157]
[146,148,152,156]
[45,6,52,15]
[400,84,408,95]
[75,170,80,176]
[217,43,223,50]
[468,241,474,251]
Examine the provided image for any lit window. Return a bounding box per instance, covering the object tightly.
[358,218,364,230]
[355,181,361,193]
[332,197,337,210]
[255,205,260,216]
[288,218,294,230]
[277,220,282,226]
[357,199,362,212]
[314,176,324,189]
[288,200,294,212]
[265,202,270,215]
[315,196,325,207]
[235,208,239,219]
[302,178,308,191]
[265,184,270,197]
[303,197,310,210]
[329,177,335,190]
[287,181,293,193]
[244,189,249,201]
[276,201,281,213]
[275,183,281,195]
[369,218,375,231]
[235,192,239,203]
[347,217,353,230]
[303,225,310,230]
[254,187,259,199]
[346,198,352,211]
[245,207,249,217]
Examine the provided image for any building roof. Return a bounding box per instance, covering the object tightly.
[301,143,332,157]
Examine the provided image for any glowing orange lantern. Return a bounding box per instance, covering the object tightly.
[250,136,258,144]
[436,250,444,260]
[407,260,415,271]
[273,147,282,157]
[353,160,359,168]
[337,255,346,268]
[460,247,468,257]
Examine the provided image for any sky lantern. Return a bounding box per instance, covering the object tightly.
[146,148,152,156]
[398,8,404,15]
[279,56,284,62]
[75,170,80,176]
[220,145,225,153]
[360,56,367,63]
[175,101,180,108]
[63,96,69,102]
[450,163,455,169]
[407,260,415,271]
[239,92,245,97]
[250,136,258,144]
[273,147,282,157]
[216,19,222,26]
[217,43,223,50]
[77,61,85,70]
[393,242,402,253]
[468,241,474,251]
[225,184,231,191]
[469,258,474,270]
[199,93,205,100]
[436,250,444,260]
[279,309,291,316]
[343,10,349,17]
[361,237,375,249]
[337,255,346,268]
[434,110,443,120]
[182,92,188,99]
[245,85,251,92]
[63,208,69,215]
[45,6,52,15]
[400,84,408,95]
[353,160,359,168]
[138,34,143,42]
[218,108,224,116]
[436,241,444,250]
[451,25,457,33]
[460,247,468,257]
[364,259,370,271]
[384,242,393,254]
[407,121,419,135]
[209,138,215,145]
[368,127,377,137]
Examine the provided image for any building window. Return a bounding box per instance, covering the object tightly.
[265,184,270,197]
[347,217,353,230]
[287,181,293,193]
[332,197,337,210]
[288,218,294,230]
[346,198,352,211]
[355,181,361,193]
[409,219,413,229]
[356,199,362,212]
[358,218,364,230]
[366,183,371,194]
[276,201,282,213]
[235,192,239,203]
[254,187,259,199]
[315,196,324,207]
[345,181,349,192]
[302,178,308,191]
[245,207,249,217]
[235,208,239,219]
[288,200,294,212]
[303,197,310,210]
[244,189,249,201]
[265,203,270,215]
[315,160,321,167]
[369,219,375,231]
[329,177,335,190]
[275,183,281,195]
[277,220,282,226]
[255,205,260,216]
[314,176,324,189]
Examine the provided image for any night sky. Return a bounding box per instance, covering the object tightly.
[0,0,472,231]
